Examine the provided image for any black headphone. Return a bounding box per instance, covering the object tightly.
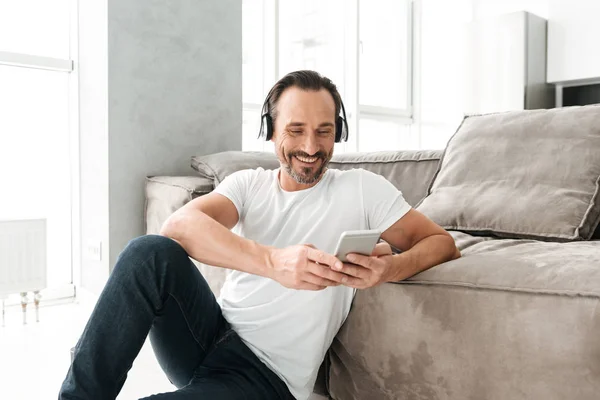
[258,92,349,143]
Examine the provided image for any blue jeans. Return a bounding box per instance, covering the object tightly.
[59,235,295,400]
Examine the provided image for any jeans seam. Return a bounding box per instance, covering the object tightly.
[213,328,235,347]
[167,292,207,353]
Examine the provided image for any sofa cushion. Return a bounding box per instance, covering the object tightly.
[417,105,600,241]
[191,151,280,185]
[415,231,600,296]
[191,150,442,206]
[329,150,442,206]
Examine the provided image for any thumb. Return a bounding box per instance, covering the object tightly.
[371,242,392,257]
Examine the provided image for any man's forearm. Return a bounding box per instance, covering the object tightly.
[388,234,460,282]
[160,210,272,278]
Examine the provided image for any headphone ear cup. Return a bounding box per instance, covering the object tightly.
[336,116,347,143]
[261,114,273,141]
[335,116,343,143]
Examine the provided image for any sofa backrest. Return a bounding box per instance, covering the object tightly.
[191,150,443,206]
[328,150,442,206]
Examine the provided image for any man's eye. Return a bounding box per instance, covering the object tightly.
[318,130,331,136]
[290,130,303,135]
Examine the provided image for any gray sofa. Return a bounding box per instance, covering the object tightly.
[145,105,600,399]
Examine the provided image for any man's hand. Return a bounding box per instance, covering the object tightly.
[267,245,349,291]
[332,242,395,289]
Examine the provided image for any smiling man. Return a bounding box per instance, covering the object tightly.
[269,84,335,188]
[59,70,459,400]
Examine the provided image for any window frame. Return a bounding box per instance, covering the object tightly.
[0,51,73,72]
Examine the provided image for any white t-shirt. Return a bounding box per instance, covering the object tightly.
[213,167,411,400]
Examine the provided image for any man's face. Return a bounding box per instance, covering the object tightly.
[272,87,336,187]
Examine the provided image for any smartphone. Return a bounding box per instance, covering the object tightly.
[333,229,382,263]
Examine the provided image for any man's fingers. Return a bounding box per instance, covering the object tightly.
[303,272,340,288]
[296,282,327,291]
[337,263,370,279]
[345,253,373,268]
[338,275,365,289]
[372,242,392,257]
[306,247,343,269]
[307,262,348,283]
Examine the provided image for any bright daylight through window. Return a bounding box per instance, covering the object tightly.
[0,0,75,301]
[242,0,413,153]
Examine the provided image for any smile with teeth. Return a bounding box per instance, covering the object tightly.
[295,155,319,164]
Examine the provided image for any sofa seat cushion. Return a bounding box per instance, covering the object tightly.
[409,232,600,297]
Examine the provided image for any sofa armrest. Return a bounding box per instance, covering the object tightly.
[145,175,230,297]
[145,176,214,235]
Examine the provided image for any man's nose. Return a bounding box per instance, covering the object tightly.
[301,133,319,155]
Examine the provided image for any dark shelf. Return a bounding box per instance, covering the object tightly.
[563,83,600,107]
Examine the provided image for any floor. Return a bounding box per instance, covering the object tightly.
[0,292,328,399]
[0,293,174,399]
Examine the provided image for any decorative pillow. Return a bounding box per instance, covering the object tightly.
[416,105,600,241]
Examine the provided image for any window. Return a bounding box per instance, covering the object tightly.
[0,0,76,294]
[359,0,411,110]
[242,0,413,153]
[278,0,346,90]
[0,0,71,59]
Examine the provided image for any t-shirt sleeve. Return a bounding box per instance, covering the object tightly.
[361,170,412,232]
[212,169,258,218]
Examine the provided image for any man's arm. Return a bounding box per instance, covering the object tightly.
[159,192,270,276]
[381,208,460,282]
[333,209,460,288]
[160,193,348,290]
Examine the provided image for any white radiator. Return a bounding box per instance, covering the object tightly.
[0,218,47,325]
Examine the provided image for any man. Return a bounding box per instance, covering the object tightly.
[59,70,460,400]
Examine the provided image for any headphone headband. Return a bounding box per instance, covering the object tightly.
[258,90,349,143]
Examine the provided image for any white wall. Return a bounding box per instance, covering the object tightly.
[78,0,110,294]
[471,0,549,19]
[471,0,600,84]
[413,0,555,150]
[547,0,600,83]
[78,0,242,294]
[412,0,472,150]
